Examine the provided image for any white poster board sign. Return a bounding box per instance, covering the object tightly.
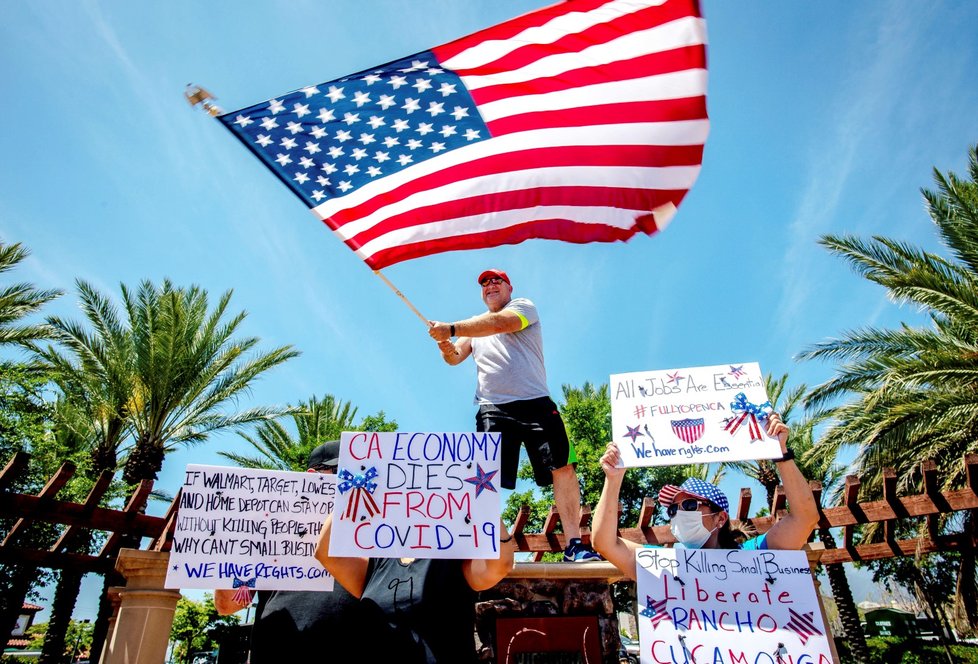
[329,431,502,559]
[610,362,781,467]
[165,464,336,591]
[635,548,833,664]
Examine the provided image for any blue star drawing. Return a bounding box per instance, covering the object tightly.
[666,371,683,384]
[464,464,498,498]
[728,365,746,379]
[623,425,644,442]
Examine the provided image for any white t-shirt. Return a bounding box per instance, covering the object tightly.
[470,297,550,405]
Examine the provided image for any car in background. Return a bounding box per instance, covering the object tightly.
[618,635,640,663]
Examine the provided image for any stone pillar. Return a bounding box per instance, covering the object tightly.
[97,588,123,664]
[477,561,626,664]
[101,549,181,664]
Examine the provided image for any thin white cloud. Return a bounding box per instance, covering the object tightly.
[776,3,929,342]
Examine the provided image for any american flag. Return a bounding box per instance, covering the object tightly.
[784,608,823,646]
[639,595,671,629]
[219,0,708,269]
[671,417,704,444]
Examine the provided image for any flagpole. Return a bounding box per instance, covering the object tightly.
[185,84,431,327]
[373,270,429,326]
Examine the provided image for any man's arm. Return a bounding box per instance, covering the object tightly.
[436,337,472,366]
[428,308,525,342]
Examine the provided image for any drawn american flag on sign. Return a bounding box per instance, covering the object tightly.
[219,0,708,269]
[784,608,823,646]
[671,417,704,444]
[639,595,671,629]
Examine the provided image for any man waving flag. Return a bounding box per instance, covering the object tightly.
[219,0,708,269]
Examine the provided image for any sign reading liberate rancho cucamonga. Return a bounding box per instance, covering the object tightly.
[328,431,502,559]
[610,362,781,467]
[635,548,833,664]
[165,465,336,591]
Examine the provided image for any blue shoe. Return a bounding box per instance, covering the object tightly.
[563,538,602,562]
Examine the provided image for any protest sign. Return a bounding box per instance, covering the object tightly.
[329,431,502,559]
[611,362,781,467]
[165,464,336,591]
[635,548,833,664]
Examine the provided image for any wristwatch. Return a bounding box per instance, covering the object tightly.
[776,448,795,462]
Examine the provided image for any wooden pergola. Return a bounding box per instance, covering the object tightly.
[1,452,975,664]
[502,454,978,563]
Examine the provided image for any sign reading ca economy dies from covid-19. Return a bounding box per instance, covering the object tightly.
[329,431,502,559]
[611,362,782,467]
[165,464,336,591]
[635,548,833,664]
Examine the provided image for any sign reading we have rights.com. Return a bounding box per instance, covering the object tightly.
[165,464,336,591]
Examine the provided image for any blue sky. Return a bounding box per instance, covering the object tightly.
[3,0,977,622]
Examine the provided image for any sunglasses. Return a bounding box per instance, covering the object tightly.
[480,277,505,287]
[666,498,716,518]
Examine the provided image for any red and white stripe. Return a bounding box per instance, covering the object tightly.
[312,0,708,268]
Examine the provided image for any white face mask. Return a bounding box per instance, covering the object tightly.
[670,510,717,549]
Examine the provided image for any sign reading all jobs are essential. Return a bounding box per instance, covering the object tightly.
[611,362,782,467]
[328,431,502,559]
[166,464,336,591]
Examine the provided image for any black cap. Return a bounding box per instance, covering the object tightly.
[307,440,341,470]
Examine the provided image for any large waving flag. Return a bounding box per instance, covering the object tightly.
[219,0,708,269]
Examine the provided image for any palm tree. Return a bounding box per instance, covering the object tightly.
[107,279,299,483]
[801,144,978,636]
[36,278,298,661]
[0,241,61,641]
[220,394,366,471]
[0,241,61,351]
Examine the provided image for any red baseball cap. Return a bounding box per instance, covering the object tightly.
[477,269,510,285]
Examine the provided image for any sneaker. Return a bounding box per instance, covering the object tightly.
[563,537,603,562]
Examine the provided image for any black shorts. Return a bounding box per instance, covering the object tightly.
[475,396,575,489]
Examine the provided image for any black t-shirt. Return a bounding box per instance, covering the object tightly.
[360,558,477,664]
[249,585,363,663]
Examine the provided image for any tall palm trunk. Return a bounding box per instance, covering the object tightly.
[817,529,870,664]
[40,566,84,664]
[122,435,165,484]
[0,565,34,642]
[953,509,978,637]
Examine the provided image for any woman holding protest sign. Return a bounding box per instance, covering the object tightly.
[592,412,819,580]
[314,513,515,664]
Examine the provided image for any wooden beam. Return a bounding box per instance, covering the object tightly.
[736,488,752,522]
[2,462,77,547]
[150,489,182,552]
[0,545,114,574]
[0,452,30,492]
[771,484,786,515]
[819,535,967,565]
[841,475,860,549]
[535,506,561,562]
[638,496,658,545]
[51,469,114,553]
[98,480,156,558]
[0,494,165,538]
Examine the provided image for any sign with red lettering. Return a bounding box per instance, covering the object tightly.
[166,465,336,591]
[610,362,781,467]
[329,431,503,558]
[635,548,833,663]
